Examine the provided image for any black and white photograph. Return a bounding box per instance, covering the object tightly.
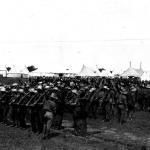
[0,0,150,149]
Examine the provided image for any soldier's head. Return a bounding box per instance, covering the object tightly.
[37,85,43,93]
[50,92,59,102]
[11,88,18,95]
[72,89,78,95]
[0,86,6,93]
[18,89,24,95]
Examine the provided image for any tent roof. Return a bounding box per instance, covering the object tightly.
[121,67,140,77]
[135,68,144,77]
[99,70,114,77]
[78,64,100,76]
[8,66,29,74]
[141,71,150,81]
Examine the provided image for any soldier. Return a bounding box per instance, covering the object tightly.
[116,86,128,124]
[2,87,11,124]
[72,88,88,137]
[32,85,45,134]
[100,86,110,121]
[17,89,27,128]
[28,88,39,133]
[0,87,7,122]
[52,85,66,130]
[9,88,20,127]
[42,92,56,139]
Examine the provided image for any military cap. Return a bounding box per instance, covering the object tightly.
[0,87,6,92]
[72,89,78,94]
[37,85,42,90]
[50,92,58,100]
[120,86,128,94]
[89,87,96,93]
[18,89,24,93]
[12,83,18,86]
[11,88,17,92]
[53,87,59,91]
[70,82,75,87]
[103,86,109,90]
[34,90,38,93]
[29,88,34,92]
[45,86,50,89]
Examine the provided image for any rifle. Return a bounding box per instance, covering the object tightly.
[30,93,45,106]
[26,93,39,106]
[9,96,18,105]
[16,92,30,105]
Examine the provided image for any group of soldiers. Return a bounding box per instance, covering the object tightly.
[0,76,149,138]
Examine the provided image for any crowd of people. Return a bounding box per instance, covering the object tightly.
[0,76,150,139]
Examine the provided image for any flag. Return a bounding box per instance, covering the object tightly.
[27,65,38,72]
[6,67,11,72]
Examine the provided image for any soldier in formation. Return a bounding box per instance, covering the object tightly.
[0,76,147,138]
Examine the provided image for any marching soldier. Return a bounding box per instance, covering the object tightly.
[52,85,65,130]
[116,86,128,124]
[17,88,27,128]
[0,87,7,122]
[72,88,88,137]
[9,88,20,127]
[31,85,45,134]
[42,92,56,139]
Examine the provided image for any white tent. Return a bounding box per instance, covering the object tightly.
[0,66,7,77]
[29,72,55,77]
[141,71,150,81]
[7,66,29,78]
[121,67,140,77]
[99,70,114,77]
[78,64,100,76]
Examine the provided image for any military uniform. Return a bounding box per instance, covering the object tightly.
[72,89,88,137]
[42,93,56,139]
[117,92,128,124]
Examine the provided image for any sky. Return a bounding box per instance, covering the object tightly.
[0,0,150,73]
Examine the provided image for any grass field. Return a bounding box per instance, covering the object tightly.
[0,111,150,150]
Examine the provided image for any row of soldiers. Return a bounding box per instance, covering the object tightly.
[0,76,147,138]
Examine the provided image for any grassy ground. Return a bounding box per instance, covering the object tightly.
[0,111,150,150]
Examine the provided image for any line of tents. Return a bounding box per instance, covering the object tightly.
[0,64,150,81]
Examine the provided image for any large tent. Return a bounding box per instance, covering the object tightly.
[78,64,100,76]
[99,70,114,77]
[7,66,29,78]
[121,67,141,77]
[141,71,150,81]
[135,63,144,77]
[0,66,7,77]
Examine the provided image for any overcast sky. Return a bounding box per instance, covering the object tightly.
[0,0,150,73]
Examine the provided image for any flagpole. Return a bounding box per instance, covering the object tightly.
[5,65,8,77]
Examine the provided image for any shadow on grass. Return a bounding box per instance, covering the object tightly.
[47,132,61,139]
